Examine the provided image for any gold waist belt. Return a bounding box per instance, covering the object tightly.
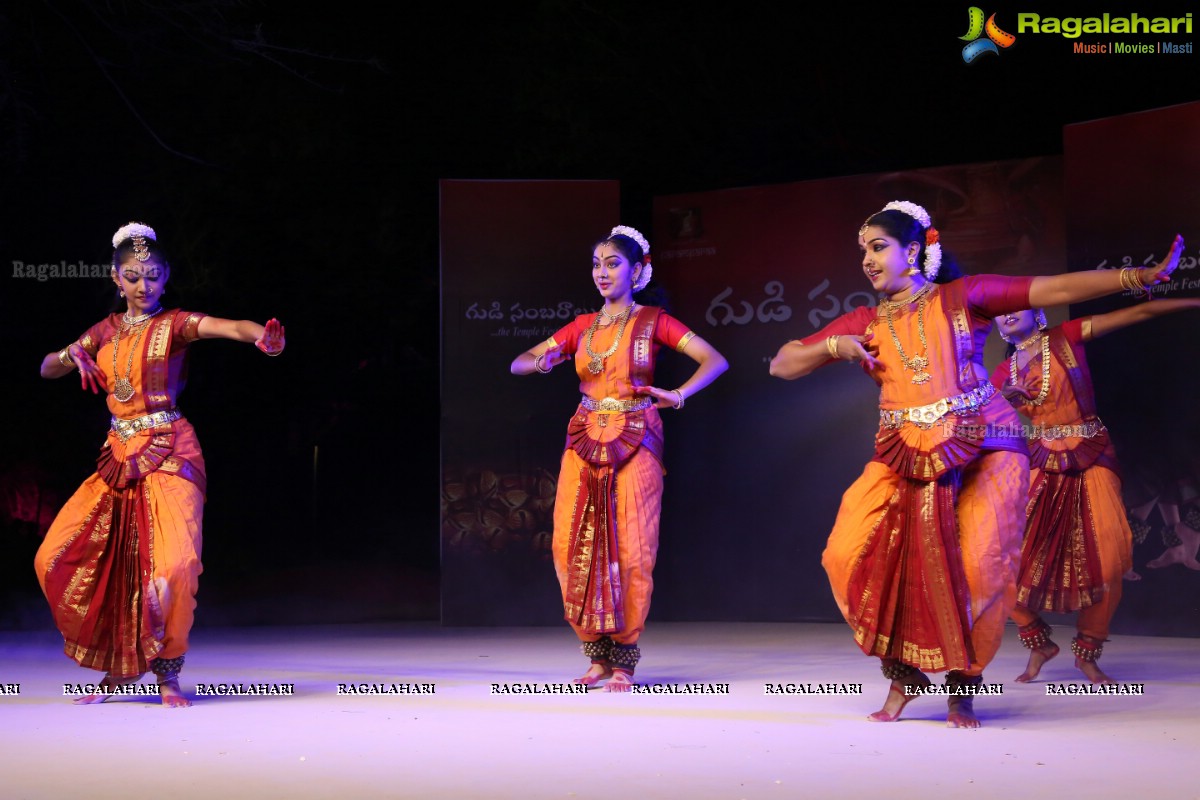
[1037,419,1106,441]
[579,396,654,413]
[110,409,182,443]
[880,383,997,430]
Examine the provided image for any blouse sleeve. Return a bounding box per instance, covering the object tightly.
[654,312,695,352]
[1061,317,1090,345]
[545,315,590,356]
[172,311,208,344]
[798,306,875,346]
[964,274,1035,318]
[988,359,1009,391]
[76,318,112,357]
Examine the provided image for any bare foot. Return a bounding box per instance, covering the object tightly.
[946,673,984,729]
[1146,546,1199,570]
[601,669,634,693]
[867,673,930,722]
[159,677,192,708]
[1123,569,1142,581]
[1014,642,1059,683]
[947,697,982,729]
[1077,659,1116,685]
[572,662,613,687]
[72,674,142,705]
[1147,524,1200,570]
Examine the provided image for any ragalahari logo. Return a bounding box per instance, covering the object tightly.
[960,7,1017,62]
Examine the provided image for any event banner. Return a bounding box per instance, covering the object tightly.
[440,180,619,625]
[649,159,1066,621]
[1065,101,1200,636]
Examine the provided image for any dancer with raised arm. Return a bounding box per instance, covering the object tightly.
[35,222,286,707]
[770,200,1181,727]
[993,298,1200,684]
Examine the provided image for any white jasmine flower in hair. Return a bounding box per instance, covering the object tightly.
[610,225,650,255]
[112,222,157,248]
[923,242,943,281]
[881,201,931,229]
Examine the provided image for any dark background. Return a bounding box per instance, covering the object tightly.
[3,2,1197,629]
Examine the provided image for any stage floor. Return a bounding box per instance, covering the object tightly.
[0,622,1194,799]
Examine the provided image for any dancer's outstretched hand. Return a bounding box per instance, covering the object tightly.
[1142,235,1185,285]
[255,318,286,356]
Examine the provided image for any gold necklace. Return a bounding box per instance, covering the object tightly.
[598,302,633,323]
[1014,331,1041,351]
[877,280,934,312]
[110,318,153,403]
[880,282,934,384]
[584,304,635,375]
[1009,333,1051,406]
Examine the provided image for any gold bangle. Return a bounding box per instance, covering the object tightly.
[1119,267,1135,292]
[825,335,841,360]
[58,347,76,369]
[533,353,551,374]
[1121,266,1153,298]
[672,389,685,410]
[263,347,284,357]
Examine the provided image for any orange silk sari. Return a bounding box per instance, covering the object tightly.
[549,307,676,645]
[35,310,206,677]
[819,281,1028,674]
[1002,322,1132,639]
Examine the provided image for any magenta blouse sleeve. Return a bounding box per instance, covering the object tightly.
[1060,317,1088,346]
[798,306,875,346]
[988,359,1009,391]
[171,311,208,351]
[965,274,1036,318]
[76,318,113,357]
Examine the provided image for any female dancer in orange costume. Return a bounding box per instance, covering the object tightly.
[769,200,1182,727]
[511,226,727,691]
[993,298,1200,684]
[35,222,286,708]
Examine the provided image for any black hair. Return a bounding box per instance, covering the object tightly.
[596,233,670,311]
[863,209,962,284]
[109,234,171,312]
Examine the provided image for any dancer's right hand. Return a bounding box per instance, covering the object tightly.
[837,333,879,370]
[71,347,106,394]
[1000,383,1032,404]
[539,345,570,369]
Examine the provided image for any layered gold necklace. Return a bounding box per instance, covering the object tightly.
[879,281,935,384]
[110,308,163,402]
[584,303,635,375]
[1009,332,1051,406]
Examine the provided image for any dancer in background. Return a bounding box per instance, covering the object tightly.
[35,222,286,707]
[993,298,1200,684]
[511,225,727,691]
[769,199,1182,727]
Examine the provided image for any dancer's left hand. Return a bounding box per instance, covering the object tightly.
[635,385,685,409]
[255,318,286,356]
[1142,235,1185,285]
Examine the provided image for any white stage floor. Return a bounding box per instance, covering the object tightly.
[0,622,1195,799]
